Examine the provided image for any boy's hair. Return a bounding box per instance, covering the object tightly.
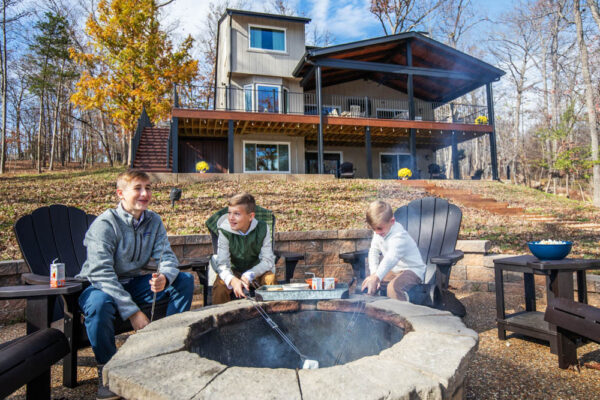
[229,192,256,214]
[117,169,150,189]
[366,200,393,227]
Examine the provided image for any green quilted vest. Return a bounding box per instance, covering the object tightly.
[219,220,268,273]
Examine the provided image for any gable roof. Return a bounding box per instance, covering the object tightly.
[293,32,504,103]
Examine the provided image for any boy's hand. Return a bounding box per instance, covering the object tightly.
[129,311,150,331]
[361,274,381,295]
[150,273,167,292]
[231,277,249,298]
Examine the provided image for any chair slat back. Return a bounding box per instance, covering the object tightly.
[205,206,275,253]
[14,205,96,278]
[394,197,462,264]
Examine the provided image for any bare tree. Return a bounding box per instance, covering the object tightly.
[370,0,443,35]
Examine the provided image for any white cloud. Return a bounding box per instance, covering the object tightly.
[304,0,379,43]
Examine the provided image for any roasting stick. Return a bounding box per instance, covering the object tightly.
[150,241,167,322]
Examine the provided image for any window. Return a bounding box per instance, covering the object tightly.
[244,142,290,173]
[380,153,411,179]
[249,26,286,52]
[244,85,253,112]
[256,85,279,113]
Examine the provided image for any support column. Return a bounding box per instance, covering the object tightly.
[451,132,459,179]
[228,120,234,173]
[171,85,179,173]
[486,82,499,180]
[407,40,417,176]
[316,66,324,174]
[365,126,373,178]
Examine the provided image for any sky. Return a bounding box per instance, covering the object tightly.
[161,0,518,47]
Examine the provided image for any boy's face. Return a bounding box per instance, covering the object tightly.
[228,204,254,233]
[371,218,395,237]
[117,177,152,218]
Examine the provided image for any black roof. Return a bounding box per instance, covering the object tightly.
[220,9,311,24]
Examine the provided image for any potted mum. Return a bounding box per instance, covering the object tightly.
[195,160,210,173]
[397,168,412,180]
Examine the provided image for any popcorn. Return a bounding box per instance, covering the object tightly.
[536,240,568,245]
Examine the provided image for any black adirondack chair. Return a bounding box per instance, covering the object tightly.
[339,162,355,179]
[13,204,171,388]
[0,283,78,399]
[544,297,600,368]
[202,206,304,304]
[340,197,465,315]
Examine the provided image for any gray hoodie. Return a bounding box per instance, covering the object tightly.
[77,203,180,320]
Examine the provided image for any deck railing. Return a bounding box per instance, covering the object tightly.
[175,85,488,125]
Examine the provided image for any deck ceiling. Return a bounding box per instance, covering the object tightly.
[293,32,504,103]
[173,109,491,150]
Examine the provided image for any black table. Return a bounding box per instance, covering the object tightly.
[493,255,600,367]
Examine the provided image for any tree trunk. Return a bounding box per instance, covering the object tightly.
[126,127,133,167]
[99,111,113,166]
[0,1,6,174]
[48,76,64,171]
[575,0,600,205]
[36,93,44,173]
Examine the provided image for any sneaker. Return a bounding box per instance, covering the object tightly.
[97,365,120,400]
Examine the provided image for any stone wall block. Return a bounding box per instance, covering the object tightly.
[289,240,322,254]
[466,265,495,282]
[292,265,324,280]
[322,239,355,254]
[184,235,211,245]
[183,244,212,259]
[323,264,353,281]
[457,253,484,268]
[168,235,187,246]
[450,265,466,280]
[172,245,184,261]
[503,270,522,283]
[338,229,372,239]
[456,240,490,253]
[305,252,338,266]
[273,241,289,252]
[355,239,372,251]
[534,275,547,287]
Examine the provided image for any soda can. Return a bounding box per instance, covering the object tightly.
[50,258,65,288]
[311,277,322,290]
[324,277,336,290]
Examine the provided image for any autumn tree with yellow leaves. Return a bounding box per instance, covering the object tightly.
[70,0,198,165]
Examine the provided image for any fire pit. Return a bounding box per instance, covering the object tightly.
[104,296,478,399]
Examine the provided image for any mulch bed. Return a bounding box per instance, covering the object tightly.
[2,292,599,399]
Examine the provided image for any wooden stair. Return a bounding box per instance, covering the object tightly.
[132,127,172,172]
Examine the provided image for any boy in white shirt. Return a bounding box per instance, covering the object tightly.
[361,200,427,303]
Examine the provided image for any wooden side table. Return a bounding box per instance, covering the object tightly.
[493,255,599,368]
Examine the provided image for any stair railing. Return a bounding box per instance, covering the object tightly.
[130,107,153,168]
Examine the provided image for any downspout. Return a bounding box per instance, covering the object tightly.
[228,13,232,110]
[213,17,220,110]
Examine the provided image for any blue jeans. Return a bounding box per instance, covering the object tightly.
[79,272,194,364]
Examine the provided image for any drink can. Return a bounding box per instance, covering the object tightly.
[50,259,65,288]
[311,277,322,290]
[324,277,336,290]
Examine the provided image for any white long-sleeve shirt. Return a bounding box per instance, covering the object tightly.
[368,222,426,281]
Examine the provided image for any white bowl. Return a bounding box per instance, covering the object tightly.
[282,283,310,291]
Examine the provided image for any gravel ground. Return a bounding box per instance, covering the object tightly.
[1,292,599,400]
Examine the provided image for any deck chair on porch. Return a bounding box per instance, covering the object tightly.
[12,204,172,388]
[204,206,304,304]
[340,197,465,316]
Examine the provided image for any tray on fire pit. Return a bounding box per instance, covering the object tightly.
[254,283,350,301]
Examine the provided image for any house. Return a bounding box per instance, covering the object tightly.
[132,9,504,179]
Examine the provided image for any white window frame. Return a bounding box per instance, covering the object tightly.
[243,140,291,173]
[245,83,283,113]
[375,108,409,120]
[379,152,411,179]
[243,84,254,112]
[248,24,287,53]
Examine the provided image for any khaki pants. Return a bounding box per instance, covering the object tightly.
[382,270,422,301]
[212,271,277,305]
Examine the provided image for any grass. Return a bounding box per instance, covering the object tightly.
[1,168,600,265]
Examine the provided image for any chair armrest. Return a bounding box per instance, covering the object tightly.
[430,250,464,266]
[274,251,304,261]
[339,249,369,263]
[21,273,85,285]
[0,282,83,299]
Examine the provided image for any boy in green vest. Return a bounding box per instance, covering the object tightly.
[210,193,276,304]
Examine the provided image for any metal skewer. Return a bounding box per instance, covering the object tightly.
[150,240,167,322]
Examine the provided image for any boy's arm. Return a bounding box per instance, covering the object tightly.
[152,219,179,286]
[373,232,412,281]
[368,235,382,276]
[246,225,275,280]
[82,220,140,320]
[212,230,235,286]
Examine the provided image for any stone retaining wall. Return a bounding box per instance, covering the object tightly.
[2,230,599,323]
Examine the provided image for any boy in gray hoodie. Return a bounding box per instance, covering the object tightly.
[77,169,194,399]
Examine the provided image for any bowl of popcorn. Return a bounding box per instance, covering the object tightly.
[527,240,572,260]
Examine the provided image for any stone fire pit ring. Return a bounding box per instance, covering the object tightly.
[104,296,478,400]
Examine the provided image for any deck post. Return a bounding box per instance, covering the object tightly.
[228,119,234,173]
[450,103,460,179]
[365,126,373,178]
[316,65,324,174]
[486,83,499,180]
[407,40,417,177]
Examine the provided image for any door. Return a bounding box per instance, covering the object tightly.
[305,152,341,176]
[380,153,411,179]
[179,138,228,173]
